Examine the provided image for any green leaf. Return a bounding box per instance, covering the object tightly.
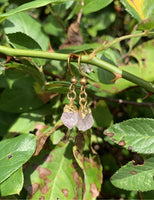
[83,0,113,14]
[105,118,154,154]
[0,63,5,75]
[0,86,43,113]
[0,134,36,184]
[130,40,154,78]
[85,9,116,37]
[4,12,49,51]
[43,15,64,37]
[121,0,154,22]
[111,157,154,192]
[92,100,113,128]
[6,32,42,50]
[50,130,65,144]
[0,167,23,196]
[127,30,143,50]
[0,69,44,113]
[101,35,122,52]
[58,42,100,53]
[24,141,83,199]
[9,113,44,134]
[0,110,18,136]
[73,146,102,200]
[0,0,74,22]
[0,0,8,4]
[45,81,70,94]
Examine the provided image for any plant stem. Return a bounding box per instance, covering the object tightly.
[138,191,143,200]
[94,31,149,53]
[0,45,154,93]
[77,0,84,24]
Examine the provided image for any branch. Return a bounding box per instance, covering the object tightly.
[0,45,154,93]
[94,31,150,54]
[77,0,84,24]
[96,97,154,107]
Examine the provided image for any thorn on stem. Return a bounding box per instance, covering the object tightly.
[89,51,96,60]
[47,42,54,53]
[4,55,12,64]
[142,92,153,100]
[112,73,122,82]
[83,50,88,55]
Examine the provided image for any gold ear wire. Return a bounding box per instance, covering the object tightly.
[78,55,85,76]
[60,55,78,130]
[67,54,78,107]
[68,54,75,77]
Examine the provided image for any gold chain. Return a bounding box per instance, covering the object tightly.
[79,85,87,110]
[67,83,76,106]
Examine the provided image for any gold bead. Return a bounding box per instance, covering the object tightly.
[80,77,87,85]
[71,77,78,84]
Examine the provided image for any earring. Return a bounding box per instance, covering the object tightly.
[77,56,94,131]
[61,55,79,129]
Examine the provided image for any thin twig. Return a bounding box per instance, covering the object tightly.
[96,97,154,107]
[93,31,149,54]
[138,191,143,200]
[43,69,63,80]
[77,0,84,24]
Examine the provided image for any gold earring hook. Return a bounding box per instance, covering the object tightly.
[68,54,75,76]
[78,55,85,76]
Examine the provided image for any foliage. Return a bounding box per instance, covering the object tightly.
[0,0,154,199]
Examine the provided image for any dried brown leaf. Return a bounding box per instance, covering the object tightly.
[59,22,83,49]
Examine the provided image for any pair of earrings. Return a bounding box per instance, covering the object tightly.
[61,55,94,131]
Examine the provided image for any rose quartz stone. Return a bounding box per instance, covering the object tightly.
[77,113,94,131]
[61,111,79,129]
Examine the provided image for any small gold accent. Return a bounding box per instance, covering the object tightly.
[63,104,78,113]
[78,106,91,119]
[80,77,87,85]
[71,76,78,84]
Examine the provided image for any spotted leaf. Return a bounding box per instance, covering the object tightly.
[111,157,154,191]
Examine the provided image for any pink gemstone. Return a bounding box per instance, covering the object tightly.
[77,113,94,131]
[61,111,79,129]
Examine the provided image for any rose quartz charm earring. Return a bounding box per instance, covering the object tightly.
[77,56,94,131]
[61,55,79,129]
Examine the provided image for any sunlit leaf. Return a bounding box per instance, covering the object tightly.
[111,157,154,191]
[105,118,154,154]
[121,0,154,22]
[9,113,44,134]
[50,130,65,144]
[0,0,75,22]
[24,141,83,199]
[83,0,113,14]
[0,167,23,196]
[4,12,49,51]
[73,146,102,200]
[0,134,36,183]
